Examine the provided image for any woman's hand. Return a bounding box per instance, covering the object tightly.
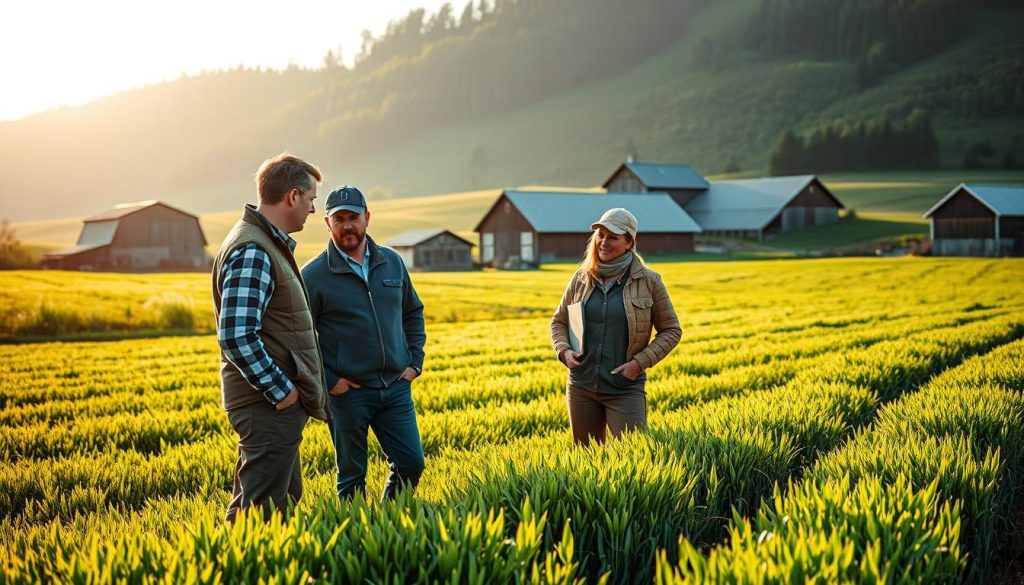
[611,359,643,380]
[560,349,583,369]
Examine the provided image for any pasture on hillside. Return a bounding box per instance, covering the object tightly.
[2,257,1023,583]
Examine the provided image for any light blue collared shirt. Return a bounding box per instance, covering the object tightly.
[334,240,371,282]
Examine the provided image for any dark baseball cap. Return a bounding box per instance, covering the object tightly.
[324,185,367,216]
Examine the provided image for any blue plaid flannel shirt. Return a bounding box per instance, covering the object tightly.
[217,226,298,405]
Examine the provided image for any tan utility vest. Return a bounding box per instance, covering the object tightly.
[211,205,329,421]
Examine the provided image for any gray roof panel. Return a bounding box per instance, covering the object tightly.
[76,220,118,246]
[385,229,474,247]
[965,184,1024,216]
[42,242,110,258]
[684,176,818,230]
[502,191,702,233]
[923,183,1024,218]
[623,163,709,190]
[85,200,200,222]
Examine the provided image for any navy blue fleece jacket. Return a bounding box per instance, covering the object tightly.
[302,236,426,390]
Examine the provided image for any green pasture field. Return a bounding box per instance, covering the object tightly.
[2,257,1023,582]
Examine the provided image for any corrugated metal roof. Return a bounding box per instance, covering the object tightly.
[619,163,710,190]
[501,191,702,233]
[923,183,1024,218]
[84,200,199,222]
[42,242,109,258]
[385,229,474,248]
[76,220,118,246]
[684,176,818,230]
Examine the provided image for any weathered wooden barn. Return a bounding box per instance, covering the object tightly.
[474,190,701,267]
[603,161,709,207]
[685,176,843,241]
[385,229,474,271]
[923,183,1024,257]
[604,162,843,241]
[41,201,209,271]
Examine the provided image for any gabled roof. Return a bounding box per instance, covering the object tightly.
[475,191,702,233]
[385,229,474,248]
[923,183,1024,218]
[84,200,200,222]
[41,242,110,259]
[602,162,709,190]
[685,175,838,231]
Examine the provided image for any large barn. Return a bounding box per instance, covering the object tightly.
[686,176,843,241]
[923,183,1024,257]
[385,229,474,272]
[41,201,209,271]
[603,162,844,240]
[474,190,701,267]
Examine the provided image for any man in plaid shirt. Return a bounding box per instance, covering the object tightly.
[212,153,330,522]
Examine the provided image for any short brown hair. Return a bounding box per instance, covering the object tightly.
[255,152,322,205]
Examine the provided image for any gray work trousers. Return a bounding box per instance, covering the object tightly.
[566,385,647,447]
[225,400,308,522]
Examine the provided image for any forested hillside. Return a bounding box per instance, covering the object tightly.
[1,0,1021,222]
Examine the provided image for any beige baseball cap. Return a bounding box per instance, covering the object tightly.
[590,208,638,238]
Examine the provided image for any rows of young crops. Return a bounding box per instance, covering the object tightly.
[1,258,1022,583]
[0,257,1015,338]
[659,338,1024,583]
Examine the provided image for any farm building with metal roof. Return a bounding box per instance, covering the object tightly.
[603,162,844,240]
[923,183,1024,256]
[474,190,701,267]
[384,229,475,271]
[41,201,209,271]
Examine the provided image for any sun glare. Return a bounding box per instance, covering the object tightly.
[0,0,455,121]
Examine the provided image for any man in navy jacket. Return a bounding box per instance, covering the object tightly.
[302,186,426,500]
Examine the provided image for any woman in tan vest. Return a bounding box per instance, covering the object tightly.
[550,208,681,446]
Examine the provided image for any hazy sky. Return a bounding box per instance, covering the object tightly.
[0,0,457,121]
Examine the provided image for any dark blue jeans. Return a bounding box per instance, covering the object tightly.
[327,377,425,500]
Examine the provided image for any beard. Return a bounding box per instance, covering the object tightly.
[334,229,366,253]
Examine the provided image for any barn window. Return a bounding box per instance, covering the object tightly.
[482,233,494,263]
[520,232,534,262]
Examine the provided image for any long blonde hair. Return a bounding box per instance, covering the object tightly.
[580,230,644,281]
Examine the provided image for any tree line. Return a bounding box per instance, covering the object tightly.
[745,0,1020,87]
[302,0,704,158]
[769,109,939,175]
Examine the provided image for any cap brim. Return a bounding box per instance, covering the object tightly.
[326,204,366,216]
[590,221,627,235]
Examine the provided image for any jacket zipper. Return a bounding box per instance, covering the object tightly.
[365,282,388,388]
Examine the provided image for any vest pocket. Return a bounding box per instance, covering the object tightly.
[289,350,318,387]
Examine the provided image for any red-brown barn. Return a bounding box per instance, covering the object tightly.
[474,190,701,267]
[41,200,209,271]
[923,183,1024,256]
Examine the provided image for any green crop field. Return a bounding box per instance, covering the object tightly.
[2,258,1024,583]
